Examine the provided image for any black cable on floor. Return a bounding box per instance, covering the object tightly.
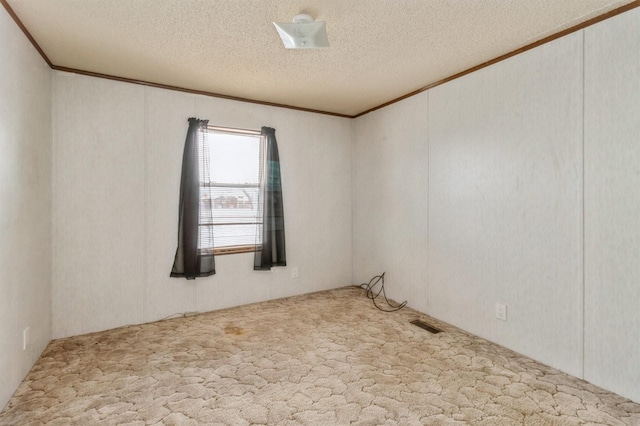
[359,272,407,312]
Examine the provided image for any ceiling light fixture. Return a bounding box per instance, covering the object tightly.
[273,14,329,49]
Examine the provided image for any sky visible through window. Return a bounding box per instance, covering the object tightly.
[209,133,260,185]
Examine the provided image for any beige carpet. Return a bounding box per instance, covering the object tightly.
[1,286,639,425]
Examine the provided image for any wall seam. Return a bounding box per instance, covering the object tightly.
[50,70,56,339]
[351,118,356,285]
[142,87,148,324]
[425,91,430,314]
[581,28,586,381]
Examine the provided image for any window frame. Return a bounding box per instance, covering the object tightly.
[198,125,263,256]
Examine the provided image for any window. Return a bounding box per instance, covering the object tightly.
[198,126,263,255]
[171,120,284,278]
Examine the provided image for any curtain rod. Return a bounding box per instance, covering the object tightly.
[207,125,261,136]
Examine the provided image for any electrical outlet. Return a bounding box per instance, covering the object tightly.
[23,327,30,351]
[495,303,507,321]
[291,267,299,279]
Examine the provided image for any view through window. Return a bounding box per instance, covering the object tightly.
[198,127,262,254]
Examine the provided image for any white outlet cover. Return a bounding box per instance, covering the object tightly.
[495,303,507,321]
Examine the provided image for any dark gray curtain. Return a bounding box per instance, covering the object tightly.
[171,118,215,279]
[254,127,286,270]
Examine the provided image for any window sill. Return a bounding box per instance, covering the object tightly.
[213,245,259,256]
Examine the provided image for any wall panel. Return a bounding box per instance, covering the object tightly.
[427,33,584,376]
[144,88,198,322]
[353,93,430,312]
[0,8,52,410]
[584,7,640,403]
[53,74,145,337]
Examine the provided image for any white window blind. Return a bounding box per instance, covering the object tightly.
[197,127,262,252]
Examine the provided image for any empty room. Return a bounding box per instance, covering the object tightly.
[1,0,639,424]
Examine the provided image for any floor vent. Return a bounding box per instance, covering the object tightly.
[410,320,442,334]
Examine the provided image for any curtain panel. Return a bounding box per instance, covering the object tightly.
[254,127,287,270]
[170,118,216,279]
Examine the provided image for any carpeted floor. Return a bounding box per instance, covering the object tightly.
[1,286,639,425]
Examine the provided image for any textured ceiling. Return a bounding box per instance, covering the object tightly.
[5,0,637,116]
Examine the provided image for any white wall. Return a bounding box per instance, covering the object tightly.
[52,72,353,338]
[0,10,52,409]
[52,74,146,338]
[428,33,584,377]
[584,8,640,403]
[353,93,429,310]
[353,8,640,403]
